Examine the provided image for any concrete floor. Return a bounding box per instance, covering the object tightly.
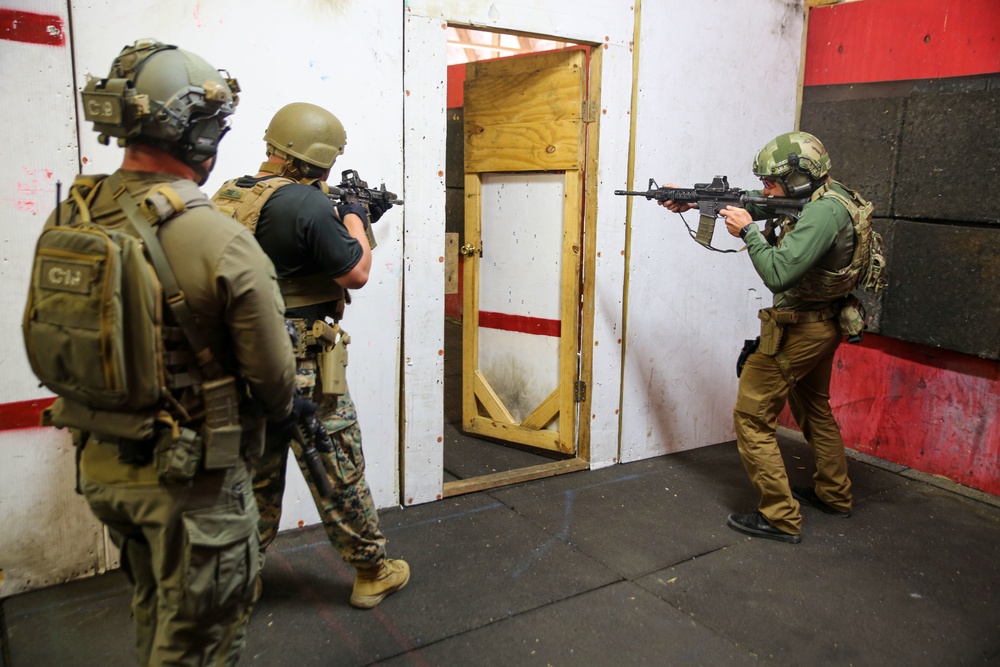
[3,432,999,666]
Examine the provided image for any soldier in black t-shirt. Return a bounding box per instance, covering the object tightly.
[212,102,409,609]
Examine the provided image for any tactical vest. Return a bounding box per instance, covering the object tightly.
[211,177,347,310]
[780,181,885,302]
[24,174,214,438]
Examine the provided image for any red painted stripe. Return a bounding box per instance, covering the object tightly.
[805,0,1000,86]
[0,397,56,431]
[0,9,66,46]
[479,311,561,337]
[447,63,466,109]
[779,334,1000,496]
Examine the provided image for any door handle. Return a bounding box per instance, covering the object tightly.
[460,243,482,258]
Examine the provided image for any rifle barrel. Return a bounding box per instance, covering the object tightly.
[743,194,810,208]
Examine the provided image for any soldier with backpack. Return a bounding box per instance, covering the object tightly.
[661,131,885,545]
[23,39,298,664]
[211,102,410,609]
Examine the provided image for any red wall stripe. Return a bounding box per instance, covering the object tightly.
[805,0,1000,86]
[0,397,56,431]
[447,63,466,109]
[0,9,66,46]
[779,335,1000,496]
[478,311,561,337]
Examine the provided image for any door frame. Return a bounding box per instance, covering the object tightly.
[402,8,634,507]
[441,44,603,498]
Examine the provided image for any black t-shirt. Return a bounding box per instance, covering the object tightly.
[239,176,362,321]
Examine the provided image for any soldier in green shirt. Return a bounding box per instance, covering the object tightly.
[664,132,875,544]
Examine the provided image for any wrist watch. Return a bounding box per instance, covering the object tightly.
[739,224,751,240]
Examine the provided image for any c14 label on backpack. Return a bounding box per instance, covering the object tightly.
[39,257,94,294]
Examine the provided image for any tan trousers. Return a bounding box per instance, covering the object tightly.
[80,438,259,666]
[733,319,852,534]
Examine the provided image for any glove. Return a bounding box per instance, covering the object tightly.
[336,201,369,227]
[267,396,318,441]
[368,199,392,223]
[762,217,780,245]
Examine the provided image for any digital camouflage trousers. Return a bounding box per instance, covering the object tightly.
[253,358,387,568]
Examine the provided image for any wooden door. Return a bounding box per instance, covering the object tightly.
[461,49,590,455]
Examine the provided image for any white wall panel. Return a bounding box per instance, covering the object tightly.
[589,40,637,468]
[620,0,805,462]
[0,0,77,402]
[0,429,110,598]
[0,0,105,599]
[401,13,447,505]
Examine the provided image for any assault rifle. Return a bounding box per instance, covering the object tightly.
[324,169,403,250]
[615,176,808,251]
[284,320,335,499]
[294,410,336,499]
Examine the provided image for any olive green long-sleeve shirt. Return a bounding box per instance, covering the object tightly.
[743,182,855,310]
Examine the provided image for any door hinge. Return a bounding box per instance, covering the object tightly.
[582,100,599,123]
[574,380,587,402]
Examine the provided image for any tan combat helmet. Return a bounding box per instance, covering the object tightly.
[81,38,239,171]
[263,103,347,178]
[752,131,832,197]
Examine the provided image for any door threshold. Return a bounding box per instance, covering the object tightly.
[442,458,590,498]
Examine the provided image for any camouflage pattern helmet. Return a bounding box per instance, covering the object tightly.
[81,38,240,166]
[752,131,832,180]
[264,103,346,170]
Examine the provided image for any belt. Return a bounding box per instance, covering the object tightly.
[768,306,837,325]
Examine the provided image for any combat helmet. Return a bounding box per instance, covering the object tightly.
[752,131,832,197]
[263,103,347,178]
[81,38,239,175]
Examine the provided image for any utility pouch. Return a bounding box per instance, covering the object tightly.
[316,322,350,396]
[156,426,202,484]
[757,309,784,356]
[838,294,867,344]
[49,397,157,440]
[737,337,760,378]
[202,375,243,469]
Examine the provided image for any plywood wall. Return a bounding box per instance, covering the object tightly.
[620,0,805,461]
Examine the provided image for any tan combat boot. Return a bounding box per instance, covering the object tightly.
[350,558,411,609]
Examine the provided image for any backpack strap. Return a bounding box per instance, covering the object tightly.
[142,180,213,223]
[65,175,106,225]
[105,172,227,381]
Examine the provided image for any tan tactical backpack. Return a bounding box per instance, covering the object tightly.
[23,174,209,414]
